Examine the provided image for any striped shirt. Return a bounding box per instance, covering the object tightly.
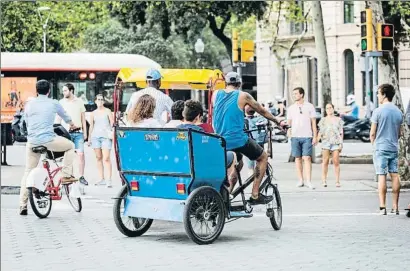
[125,87,173,125]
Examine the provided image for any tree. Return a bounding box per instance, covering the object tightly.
[1,1,109,52]
[84,19,228,69]
[311,1,332,114]
[367,1,410,185]
[109,1,268,59]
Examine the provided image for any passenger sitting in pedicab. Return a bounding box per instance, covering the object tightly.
[163,100,184,128]
[127,94,162,128]
[177,100,238,192]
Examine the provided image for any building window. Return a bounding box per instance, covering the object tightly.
[344,49,355,102]
[289,1,305,35]
[343,1,354,24]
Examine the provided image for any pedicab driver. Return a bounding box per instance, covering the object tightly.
[212,72,281,205]
[19,80,79,215]
[125,68,174,126]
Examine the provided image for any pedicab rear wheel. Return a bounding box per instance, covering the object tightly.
[183,186,226,245]
[113,185,153,237]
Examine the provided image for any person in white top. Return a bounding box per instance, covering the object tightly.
[163,100,184,128]
[125,68,173,126]
[287,87,318,189]
[56,83,88,186]
[127,94,162,128]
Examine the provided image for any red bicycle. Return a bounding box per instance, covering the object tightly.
[27,146,82,219]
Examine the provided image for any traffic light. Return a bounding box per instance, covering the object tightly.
[232,29,239,63]
[377,23,394,51]
[360,9,373,52]
[240,40,255,63]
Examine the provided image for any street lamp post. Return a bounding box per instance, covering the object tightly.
[37,6,51,53]
[194,38,206,106]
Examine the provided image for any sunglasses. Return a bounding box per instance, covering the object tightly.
[96,99,104,101]
[299,107,302,114]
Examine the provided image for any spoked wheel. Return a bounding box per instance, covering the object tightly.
[263,184,282,230]
[183,186,226,245]
[113,185,153,237]
[28,187,52,219]
[63,184,82,212]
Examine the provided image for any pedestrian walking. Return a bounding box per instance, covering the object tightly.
[127,94,162,128]
[125,68,173,126]
[370,84,403,215]
[87,94,114,187]
[317,103,344,187]
[287,87,318,189]
[57,83,88,186]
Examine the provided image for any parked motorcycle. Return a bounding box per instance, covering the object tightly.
[11,110,28,143]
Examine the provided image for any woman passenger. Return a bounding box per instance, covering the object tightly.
[127,94,162,128]
[317,103,344,187]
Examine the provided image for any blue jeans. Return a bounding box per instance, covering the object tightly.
[373,150,398,175]
[70,132,84,153]
[291,137,313,157]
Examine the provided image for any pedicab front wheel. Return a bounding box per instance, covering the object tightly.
[183,186,226,245]
[113,185,153,237]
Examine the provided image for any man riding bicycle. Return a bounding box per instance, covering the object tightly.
[19,80,79,215]
[212,72,281,205]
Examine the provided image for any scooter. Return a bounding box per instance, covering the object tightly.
[11,110,27,143]
[341,115,371,143]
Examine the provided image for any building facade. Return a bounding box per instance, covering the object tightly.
[256,1,410,114]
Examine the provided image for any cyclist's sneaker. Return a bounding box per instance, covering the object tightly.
[61,176,78,184]
[248,194,273,205]
[297,181,304,187]
[106,180,113,188]
[379,207,387,215]
[19,206,28,216]
[79,176,89,186]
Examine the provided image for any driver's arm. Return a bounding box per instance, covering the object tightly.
[244,93,280,124]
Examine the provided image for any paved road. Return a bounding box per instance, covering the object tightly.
[2,191,409,271]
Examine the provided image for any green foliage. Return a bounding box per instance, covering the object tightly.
[383,1,410,43]
[1,1,109,52]
[84,19,227,69]
[109,1,267,58]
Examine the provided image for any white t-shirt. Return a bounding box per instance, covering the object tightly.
[163,120,182,128]
[59,97,86,132]
[287,102,316,138]
[129,118,162,128]
[125,87,173,125]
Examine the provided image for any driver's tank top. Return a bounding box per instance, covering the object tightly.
[212,90,248,150]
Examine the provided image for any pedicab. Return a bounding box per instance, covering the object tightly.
[111,68,283,245]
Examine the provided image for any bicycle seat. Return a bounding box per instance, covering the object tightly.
[32,146,48,154]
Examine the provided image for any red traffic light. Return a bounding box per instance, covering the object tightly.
[380,24,394,37]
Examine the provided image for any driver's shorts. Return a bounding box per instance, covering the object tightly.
[231,138,264,162]
[226,151,234,168]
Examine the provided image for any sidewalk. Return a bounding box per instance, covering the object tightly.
[1,144,378,194]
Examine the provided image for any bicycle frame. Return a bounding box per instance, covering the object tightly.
[41,159,63,200]
[229,122,275,211]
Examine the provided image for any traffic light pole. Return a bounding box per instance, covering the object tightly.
[364,51,383,118]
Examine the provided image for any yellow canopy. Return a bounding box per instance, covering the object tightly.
[117,68,225,90]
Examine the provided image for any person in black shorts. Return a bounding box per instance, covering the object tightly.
[212,72,281,205]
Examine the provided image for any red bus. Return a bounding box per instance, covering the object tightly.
[1,52,161,112]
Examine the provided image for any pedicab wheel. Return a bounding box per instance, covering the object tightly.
[264,184,282,230]
[183,186,226,245]
[28,187,52,219]
[113,185,153,237]
[63,184,82,212]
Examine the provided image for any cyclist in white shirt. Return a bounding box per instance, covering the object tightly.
[125,69,173,126]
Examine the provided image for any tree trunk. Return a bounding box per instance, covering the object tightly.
[311,1,332,112]
[368,1,410,186]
